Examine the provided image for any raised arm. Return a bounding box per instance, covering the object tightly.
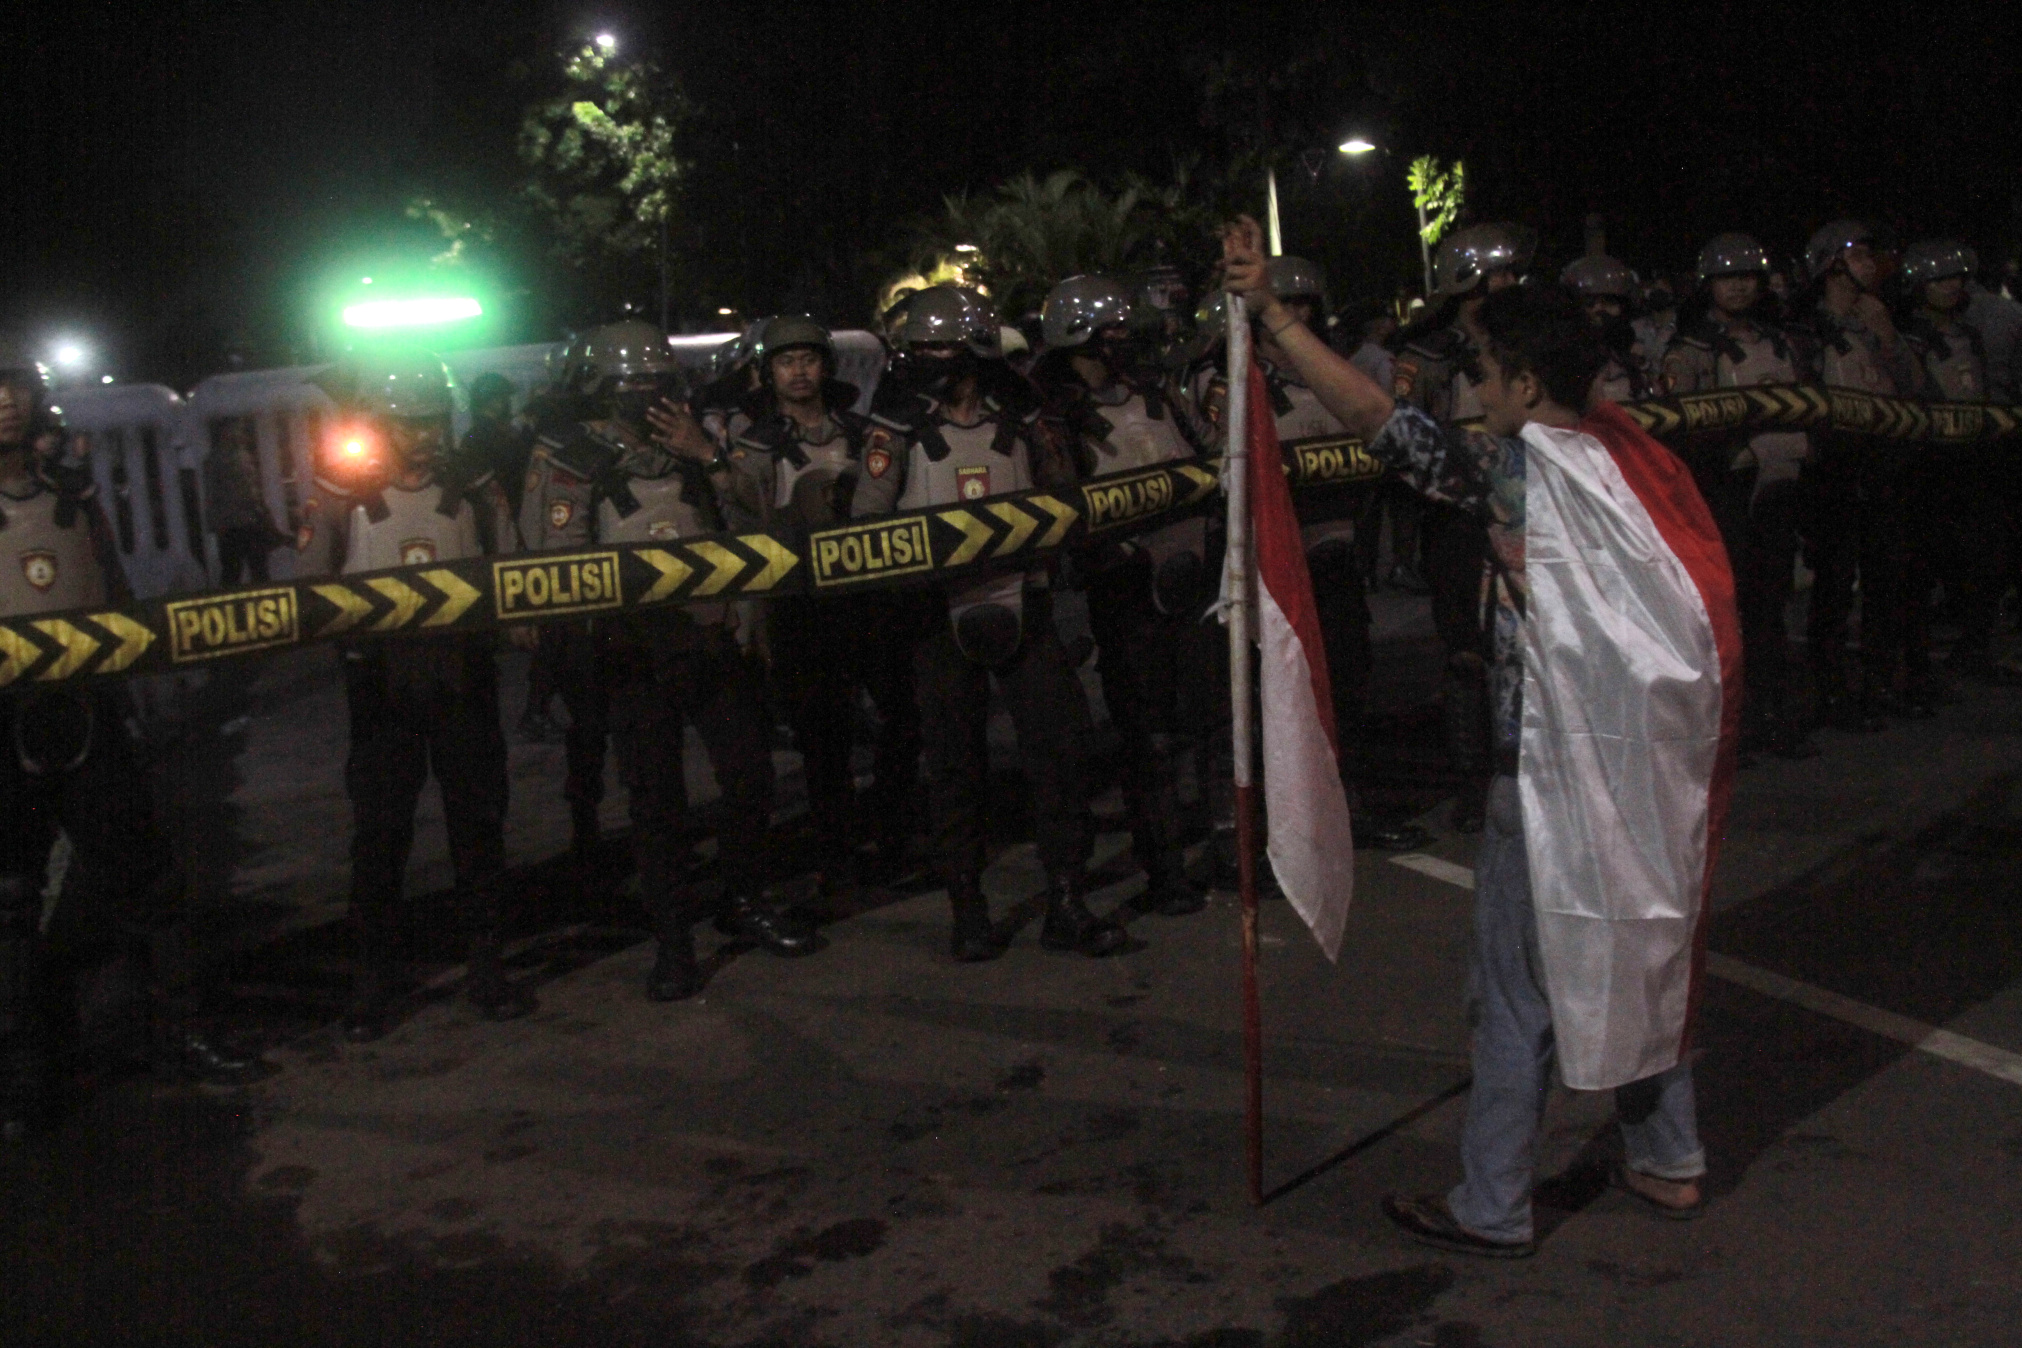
[1219,217,1395,441]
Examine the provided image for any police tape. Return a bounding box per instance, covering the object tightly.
[0,459,1225,686]
[4,384,2011,687]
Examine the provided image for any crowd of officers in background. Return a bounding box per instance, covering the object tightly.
[2,215,2020,1134]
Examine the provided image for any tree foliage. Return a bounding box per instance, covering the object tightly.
[1407,155,1466,248]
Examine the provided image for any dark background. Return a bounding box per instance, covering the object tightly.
[13,0,2020,385]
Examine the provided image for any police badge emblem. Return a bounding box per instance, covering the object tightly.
[21,550,57,591]
[957,465,990,501]
[548,499,574,530]
[648,519,679,541]
[400,539,438,566]
[865,445,892,479]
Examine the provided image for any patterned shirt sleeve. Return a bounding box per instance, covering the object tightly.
[1364,401,1524,531]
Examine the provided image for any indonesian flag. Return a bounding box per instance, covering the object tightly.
[1242,363,1356,960]
[1519,401,1742,1090]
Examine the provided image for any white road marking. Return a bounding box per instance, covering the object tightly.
[1387,854,2022,1090]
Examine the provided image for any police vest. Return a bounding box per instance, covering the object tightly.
[1718,329,1810,484]
[597,467,729,627]
[893,414,1037,666]
[1816,313,1895,395]
[737,411,862,532]
[1914,324,1986,403]
[340,483,486,575]
[0,484,109,617]
[1272,375,1371,547]
[1081,387,1209,611]
[520,440,599,551]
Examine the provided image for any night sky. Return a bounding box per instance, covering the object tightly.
[15,1,2020,384]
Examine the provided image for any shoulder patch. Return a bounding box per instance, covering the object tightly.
[1392,360,1419,399]
[865,438,893,479]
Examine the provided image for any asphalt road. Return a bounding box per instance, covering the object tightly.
[6,595,2022,1347]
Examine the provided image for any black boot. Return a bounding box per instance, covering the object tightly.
[1129,851,1207,917]
[719,893,821,957]
[465,933,538,1022]
[647,919,702,1001]
[1040,874,1128,957]
[948,877,1001,963]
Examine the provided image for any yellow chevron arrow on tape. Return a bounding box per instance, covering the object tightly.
[638,548,695,604]
[688,541,748,596]
[32,619,98,681]
[420,570,482,627]
[313,584,375,635]
[1173,462,1219,503]
[986,502,1038,557]
[366,577,426,630]
[740,535,800,590]
[94,611,155,672]
[0,626,40,686]
[1027,495,1079,548]
[939,509,994,567]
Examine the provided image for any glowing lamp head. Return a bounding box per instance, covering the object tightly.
[595,32,616,50]
[52,341,87,370]
[1338,138,1377,156]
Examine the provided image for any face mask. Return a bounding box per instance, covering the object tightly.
[609,374,685,430]
[898,349,974,395]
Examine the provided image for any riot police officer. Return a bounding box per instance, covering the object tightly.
[296,352,533,1041]
[1663,233,1820,755]
[1561,254,1653,401]
[716,315,922,887]
[853,286,1125,962]
[0,346,253,1134]
[1802,219,1929,729]
[1033,275,1208,919]
[1394,223,1535,831]
[519,320,815,1002]
[1900,240,2005,684]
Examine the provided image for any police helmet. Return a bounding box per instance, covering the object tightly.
[709,321,765,383]
[1432,223,1537,298]
[1192,291,1230,343]
[1266,255,1329,311]
[1804,219,1874,283]
[755,314,834,365]
[1695,232,1772,282]
[1040,275,1137,350]
[897,286,1001,358]
[576,319,681,392]
[1899,239,1978,290]
[344,352,458,421]
[1561,254,1638,298]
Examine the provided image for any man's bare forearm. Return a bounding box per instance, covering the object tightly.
[1250,298,1397,441]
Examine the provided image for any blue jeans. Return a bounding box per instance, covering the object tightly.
[1448,776,1705,1243]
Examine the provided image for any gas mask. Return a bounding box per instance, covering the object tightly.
[609,374,687,433]
[898,348,976,396]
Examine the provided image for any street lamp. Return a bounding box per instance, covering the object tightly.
[594,32,617,51]
[1338,138,1377,156]
[52,341,88,372]
[1338,137,1438,296]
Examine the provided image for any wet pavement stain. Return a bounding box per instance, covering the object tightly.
[1270,1263,1455,1347]
[742,1217,888,1289]
[1034,1222,1210,1329]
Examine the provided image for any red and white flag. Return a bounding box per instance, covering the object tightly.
[1236,362,1356,960]
[1518,401,1742,1089]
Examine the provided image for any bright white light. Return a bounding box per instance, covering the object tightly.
[360,276,373,285]
[1339,138,1377,156]
[53,341,88,370]
[953,243,979,253]
[341,296,483,330]
[717,307,734,315]
[595,32,616,50]
[101,375,114,384]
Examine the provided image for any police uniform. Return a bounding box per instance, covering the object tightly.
[853,380,1121,958]
[1036,363,1209,914]
[519,431,615,846]
[0,459,215,1130]
[520,417,805,984]
[1905,315,2000,678]
[1663,321,1816,749]
[1393,325,1495,824]
[1804,304,1927,724]
[720,385,923,878]
[298,454,525,1034]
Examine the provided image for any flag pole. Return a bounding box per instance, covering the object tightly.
[1224,290,1264,1206]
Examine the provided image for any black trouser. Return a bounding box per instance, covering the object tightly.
[215,527,273,586]
[769,593,922,855]
[1805,442,1904,701]
[548,621,612,820]
[1422,502,1492,786]
[1086,561,1203,878]
[0,687,173,1116]
[602,620,774,929]
[914,590,1092,884]
[1740,477,1806,726]
[342,644,509,960]
[1928,448,2010,668]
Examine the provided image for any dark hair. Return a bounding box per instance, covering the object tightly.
[1476,282,1608,411]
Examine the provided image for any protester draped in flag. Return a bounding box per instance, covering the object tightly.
[1222,217,1741,1257]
